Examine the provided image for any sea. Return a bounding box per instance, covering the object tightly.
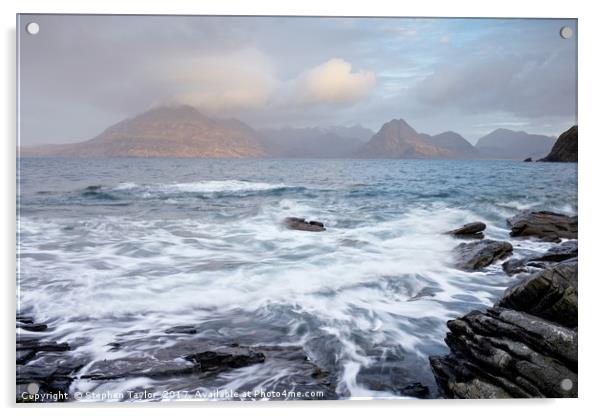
[17,158,577,400]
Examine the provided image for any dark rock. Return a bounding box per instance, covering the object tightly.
[533,240,577,262]
[16,339,70,353]
[502,259,529,276]
[429,306,577,398]
[453,239,513,271]
[284,217,325,232]
[16,349,36,365]
[446,222,486,239]
[185,349,266,372]
[16,314,35,325]
[539,125,578,163]
[507,211,577,242]
[83,343,265,381]
[16,357,84,402]
[399,382,430,398]
[165,325,197,334]
[498,262,577,328]
[524,157,533,162]
[17,322,48,332]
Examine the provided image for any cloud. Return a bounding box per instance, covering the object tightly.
[408,48,576,119]
[163,48,277,113]
[296,58,376,105]
[165,55,375,114]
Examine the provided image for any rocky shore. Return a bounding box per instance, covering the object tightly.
[431,211,578,398]
[17,210,578,401]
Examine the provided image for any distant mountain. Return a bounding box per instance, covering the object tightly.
[539,125,577,162]
[21,107,562,161]
[358,119,478,159]
[425,131,481,158]
[258,125,373,158]
[475,128,555,160]
[21,105,266,158]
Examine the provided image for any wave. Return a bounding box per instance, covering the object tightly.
[113,180,305,197]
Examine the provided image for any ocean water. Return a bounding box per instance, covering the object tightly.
[17,158,577,400]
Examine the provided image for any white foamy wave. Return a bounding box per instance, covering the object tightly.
[112,180,297,196]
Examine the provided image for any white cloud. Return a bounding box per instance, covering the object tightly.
[162,54,375,114]
[162,48,277,113]
[297,58,376,105]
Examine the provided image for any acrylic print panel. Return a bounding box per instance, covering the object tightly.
[16,14,578,402]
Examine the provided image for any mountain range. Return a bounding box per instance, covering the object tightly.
[21,105,559,160]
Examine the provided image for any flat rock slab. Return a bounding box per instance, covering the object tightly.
[453,239,513,271]
[284,217,325,232]
[446,222,486,239]
[507,211,577,242]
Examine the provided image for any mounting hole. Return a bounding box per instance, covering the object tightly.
[26,22,40,35]
[560,378,573,391]
[27,382,40,394]
[560,26,573,39]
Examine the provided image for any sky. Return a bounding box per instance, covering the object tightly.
[18,15,577,145]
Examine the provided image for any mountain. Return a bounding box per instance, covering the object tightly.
[425,131,481,158]
[475,128,555,160]
[358,119,478,159]
[21,105,266,158]
[258,125,373,158]
[539,126,577,162]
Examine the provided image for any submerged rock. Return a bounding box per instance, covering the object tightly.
[507,211,577,242]
[446,222,486,239]
[453,239,513,271]
[16,316,79,402]
[185,349,265,372]
[284,217,325,232]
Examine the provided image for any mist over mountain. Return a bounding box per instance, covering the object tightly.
[259,125,373,158]
[21,105,267,158]
[357,119,479,159]
[21,105,566,161]
[475,128,555,160]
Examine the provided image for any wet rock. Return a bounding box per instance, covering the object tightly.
[17,322,48,332]
[284,217,325,232]
[507,211,577,242]
[17,339,70,353]
[502,259,529,276]
[399,382,430,398]
[16,349,36,365]
[165,325,197,334]
[533,240,577,262]
[446,222,486,239]
[83,343,266,380]
[16,314,35,325]
[429,306,577,398]
[453,239,513,271]
[524,157,533,162]
[501,241,577,277]
[185,349,265,372]
[16,316,78,402]
[498,262,577,328]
